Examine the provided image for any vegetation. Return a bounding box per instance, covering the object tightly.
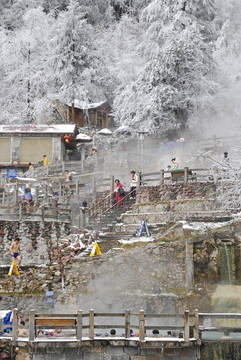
[0,0,240,137]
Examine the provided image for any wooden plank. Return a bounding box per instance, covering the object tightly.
[145,314,184,318]
[184,310,189,342]
[12,308,18,343]
[194,309,199,339]
[142,172,160,177]
[36,318,76,326]
[145,326,183,330]
[94,325,126,329]
[125,309,130,338]
[76,310,82,341]
[89,310,94,339]
[94,313,125,317]
[35,325,77,330]
[139,310,145,341]
[29,310,35,342]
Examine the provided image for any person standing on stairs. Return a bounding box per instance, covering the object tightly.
[114,179,125,206]
[130,171,138,199]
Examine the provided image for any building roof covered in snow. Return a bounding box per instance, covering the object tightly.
[0,124,77,135]
[66,100,108,110]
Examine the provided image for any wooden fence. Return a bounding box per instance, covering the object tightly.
[2,309,241,344]
[2,309,198,343]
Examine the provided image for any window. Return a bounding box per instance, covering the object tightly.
[0,138,11,162]
[21,138,52,163]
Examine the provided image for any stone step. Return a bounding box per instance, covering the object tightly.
[121,211,232,225]
[99,232,134,240]
[116,223,167,233]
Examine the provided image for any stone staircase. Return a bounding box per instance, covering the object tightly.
[88,198,137,253]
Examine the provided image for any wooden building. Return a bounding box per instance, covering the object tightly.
[0,124,78,165]
[65,100,113,129]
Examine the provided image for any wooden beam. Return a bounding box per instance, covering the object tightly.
[89,309,94,339]
[139,310,145,341]
[125,309,130,338]
[184,310,189,342]
[194,309,199,339]
[76,310,83,341]
[29,310,35,342]
[12,308,18,344]
[35,318,76,327]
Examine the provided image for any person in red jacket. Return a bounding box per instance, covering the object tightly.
[114,179,125,206]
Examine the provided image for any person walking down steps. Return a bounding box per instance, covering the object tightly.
[114,179,125,206]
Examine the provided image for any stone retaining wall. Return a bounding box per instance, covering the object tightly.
[3,340,199,360]
[122,199,216,225]
[0,239,188,314]
[136,183,216,204]
[0,220,71,266]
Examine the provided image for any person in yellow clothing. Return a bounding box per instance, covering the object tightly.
[28,162,33,170]
[43,155,48,166]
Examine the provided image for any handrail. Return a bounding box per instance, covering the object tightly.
[101,188,136,216]
[6,309,241,344]
[88,192,113,214]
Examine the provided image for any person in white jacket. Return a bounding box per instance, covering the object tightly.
[130,171,138,199]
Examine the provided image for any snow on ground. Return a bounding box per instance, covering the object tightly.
[118,236,154,244]
[179,220,233,231]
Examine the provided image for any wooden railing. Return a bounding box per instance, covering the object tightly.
[140,168,212,186]
[3,309,241,344]
[1,309,199,343]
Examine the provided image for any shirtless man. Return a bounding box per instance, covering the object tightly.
[10,237,22,268]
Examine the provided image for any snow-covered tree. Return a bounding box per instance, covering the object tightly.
[208,0,241,134]
[48,0,112,111]
[113,0,218,135]
[0,7,54,123]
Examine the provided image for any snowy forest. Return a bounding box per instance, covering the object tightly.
[0,0,241,137]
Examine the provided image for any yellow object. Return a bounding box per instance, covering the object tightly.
[43,157,48,166]
[90,242,101,256]
[8,260,19,276]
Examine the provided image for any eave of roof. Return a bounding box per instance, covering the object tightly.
[0,124,77,135]
[66,100,108,110]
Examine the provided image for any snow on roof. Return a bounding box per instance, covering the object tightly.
[0,124,76,134]
[76,133,92,141]
[97,128,113,135]
[66,99,107,110]
[114,125,131,134]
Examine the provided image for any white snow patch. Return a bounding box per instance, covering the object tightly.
[118,236,154,244]
[97,128,112,135]
[76,133,92,141]
[179,220,232,230]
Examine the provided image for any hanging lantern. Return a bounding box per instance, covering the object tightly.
[64,135,71,144]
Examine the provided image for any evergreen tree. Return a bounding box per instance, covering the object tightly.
[114,0,218,135]
[0,7,54,123]
[48,0,112,117]
[211,0,241,131]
